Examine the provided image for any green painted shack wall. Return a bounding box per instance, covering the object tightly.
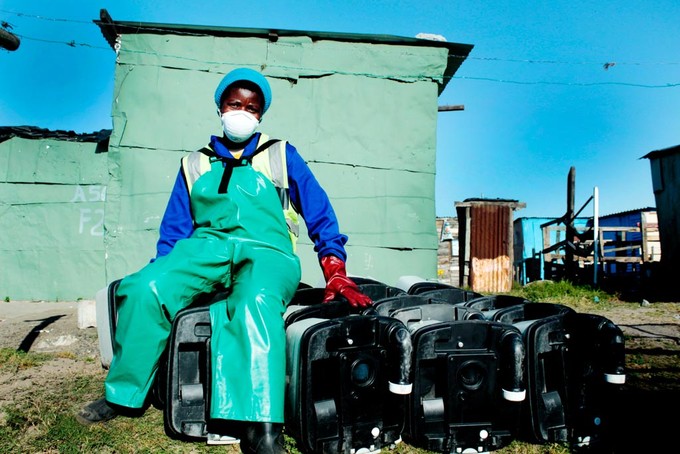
[1,26,466,300]
[105,30,453,288]
[0,136,109,300]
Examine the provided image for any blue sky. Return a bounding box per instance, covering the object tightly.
[1,1,678,219]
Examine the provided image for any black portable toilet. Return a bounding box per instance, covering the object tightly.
[388,308,526,453]
[161,281,400,445]
[161,290,255,444]
[283,286,376,328]
[285,314,413,454]
[283,281,405,322]
[491,302,575,444]
[161,280,413,445]
[461,294,532,320]
[563,312,626,452]
[416,286,485,305]
[395,276,482,300]
[368,294,485,321]
[162,304,215,441]
[95,279,238,442]
[357,283,407,302]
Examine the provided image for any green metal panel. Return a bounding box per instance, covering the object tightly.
[115,148,181,196]
[0,185,105,249]
[110,65,219,151]
[94,18,472,93]
[4,248,105,302]
[116,34,448,84]
[1,137,107,183]
[295,239,437,288]
[301,39,448,83]
[104,229,158,283]
[0,137,108,300]
[308,163,435,248]
[102,147,179,279]
[268,75,438,173]
[109,58,439,168]
[110,34,442,159]
[117,34,272,72]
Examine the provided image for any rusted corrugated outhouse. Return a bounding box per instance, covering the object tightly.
[455,198,525,293]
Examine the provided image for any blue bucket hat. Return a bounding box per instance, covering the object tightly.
[214,68,272,115]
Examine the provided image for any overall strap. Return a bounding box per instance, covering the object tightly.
[217,138,282,194]
[253,139,282,157]
[217,157,250,194]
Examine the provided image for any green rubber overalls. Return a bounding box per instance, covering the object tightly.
[104,152,301,423]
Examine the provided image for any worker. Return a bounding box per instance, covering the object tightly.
[76,67,373,453]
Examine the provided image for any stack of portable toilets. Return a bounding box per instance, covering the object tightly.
[95,275,626,453]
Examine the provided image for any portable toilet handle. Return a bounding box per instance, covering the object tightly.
[500,329,527,402]
[385,321,413,395]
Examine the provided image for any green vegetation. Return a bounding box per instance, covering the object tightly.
[506,279,615,311]
[0,348,52,371]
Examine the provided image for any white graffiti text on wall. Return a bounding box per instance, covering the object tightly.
[71,185,106,237]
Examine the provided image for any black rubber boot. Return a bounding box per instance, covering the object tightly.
[240,422,286,454]
[76,397,119,425]
[75,397,145,425]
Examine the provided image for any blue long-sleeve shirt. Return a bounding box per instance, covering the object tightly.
[155,133,348,261]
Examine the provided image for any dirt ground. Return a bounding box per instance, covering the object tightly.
[0,301,105,414]
[0,298,679,452]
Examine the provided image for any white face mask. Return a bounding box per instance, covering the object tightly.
[220,110,260,143]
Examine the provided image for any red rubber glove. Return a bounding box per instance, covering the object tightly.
[320,255,373,308]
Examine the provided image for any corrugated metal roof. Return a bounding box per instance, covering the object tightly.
[93,9,473,95]
[0,126,111,145]
[600,207,656,219]
[641,144,680,159]
[516,207,656,221]
[456,197,526,210]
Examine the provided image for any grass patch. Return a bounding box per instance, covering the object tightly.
[0,348,52,371]
[0,371,574,454]
[505,279,615,311]
[0,369,241,454]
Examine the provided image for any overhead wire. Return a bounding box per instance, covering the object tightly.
[14,34,109,49]
[0,8,93,24]
[449,76,680,89]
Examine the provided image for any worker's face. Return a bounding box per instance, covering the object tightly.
[220,86,263,120]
